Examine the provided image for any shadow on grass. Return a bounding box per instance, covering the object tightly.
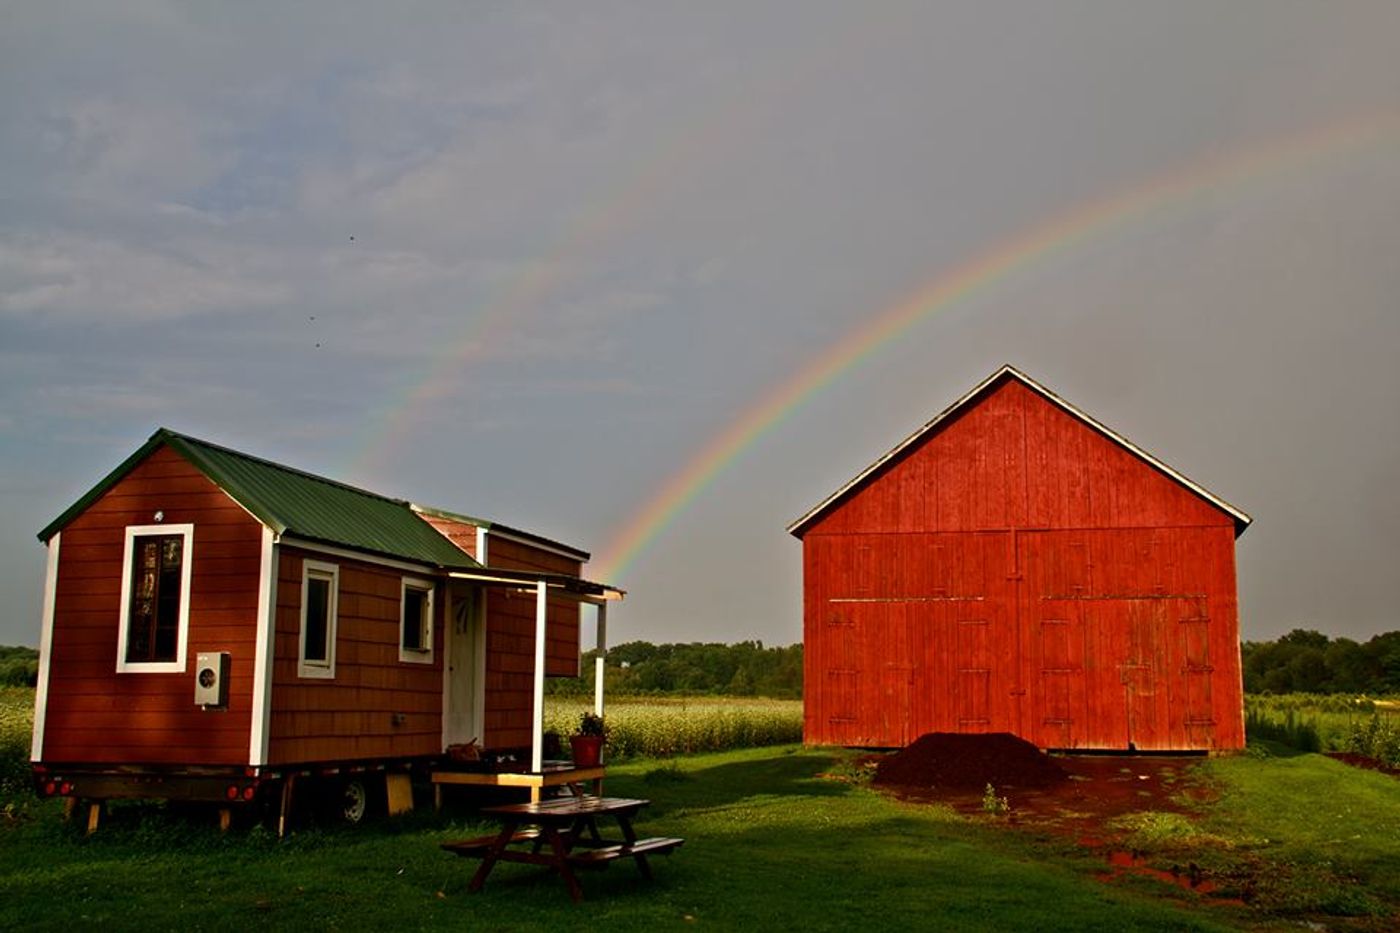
[607,748,852,816]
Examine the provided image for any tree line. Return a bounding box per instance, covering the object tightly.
[547,640,803,698]
[0,646,38,687]
[1242,628,1400,694]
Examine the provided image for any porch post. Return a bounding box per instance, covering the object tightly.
[531,578,547,773]
[593,602,607,719]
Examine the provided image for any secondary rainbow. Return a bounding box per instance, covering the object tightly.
[591,112,1400,581]
[343,17,905,480]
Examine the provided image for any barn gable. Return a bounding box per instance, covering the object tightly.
[789,365,1250,539]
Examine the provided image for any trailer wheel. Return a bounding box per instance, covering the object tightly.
[339,778,369,825]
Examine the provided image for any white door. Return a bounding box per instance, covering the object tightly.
[444,585,485,746]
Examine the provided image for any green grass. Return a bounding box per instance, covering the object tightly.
[0,747,1240,932]
[1188,741,1400,917]
[5,688,1399,928]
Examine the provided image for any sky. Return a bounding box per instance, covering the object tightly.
[2,2,1399,649]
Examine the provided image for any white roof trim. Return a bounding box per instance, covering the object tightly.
[787,364,1252,536]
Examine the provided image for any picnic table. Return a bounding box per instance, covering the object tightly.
[441,796,684,902]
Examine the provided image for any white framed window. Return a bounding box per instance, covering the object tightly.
[298,559,339,679]
[116,523,194,673]
[399,576,435,663]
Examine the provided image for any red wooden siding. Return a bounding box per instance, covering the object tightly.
[800,378,1244,751]
[267,547,444,764]
[39,445,262,765]
[481,535,583,749]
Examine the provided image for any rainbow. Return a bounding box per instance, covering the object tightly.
[590,112,1400,581]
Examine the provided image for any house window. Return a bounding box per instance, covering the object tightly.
[299,560,339,678]
[117,523,194,673]
[399,577,435,663]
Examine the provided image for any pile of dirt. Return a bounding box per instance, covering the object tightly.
[872,732,1068,792]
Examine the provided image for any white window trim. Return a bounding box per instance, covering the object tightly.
[298,559,339,679]
[116,523,194,674]
[399,576,435,664]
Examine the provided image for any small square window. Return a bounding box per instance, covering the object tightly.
[399,577,435,664]
[299,560,339,678]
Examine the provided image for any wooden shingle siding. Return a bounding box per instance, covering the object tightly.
[267,547,443,765]
[41,445,261,765]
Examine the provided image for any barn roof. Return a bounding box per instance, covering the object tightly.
[787,365,1252,538]
[37,428,514,569]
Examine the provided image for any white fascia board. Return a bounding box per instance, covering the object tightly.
[30,532,61,762]
[279,535,441,576]
[248,527,278,766]
[485,526,588,563]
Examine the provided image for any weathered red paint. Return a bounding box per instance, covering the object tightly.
[795,374,1246,751]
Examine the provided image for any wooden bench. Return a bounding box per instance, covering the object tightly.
[567,836,685,869]
[441,829,541,856]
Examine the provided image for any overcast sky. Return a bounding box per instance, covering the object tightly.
[3,2,1399,649]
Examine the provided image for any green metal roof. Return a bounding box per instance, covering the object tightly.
[38,429,482,570]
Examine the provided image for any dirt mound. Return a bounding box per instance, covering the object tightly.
[873,732,1067,792]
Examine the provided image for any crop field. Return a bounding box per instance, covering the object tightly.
[1245,693,1400,765]
[0,688,32,797]
[544,696,803,758]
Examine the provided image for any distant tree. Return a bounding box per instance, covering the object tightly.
[0,646,39,687]
[549,640,803,698]
[1239,629,1400,695]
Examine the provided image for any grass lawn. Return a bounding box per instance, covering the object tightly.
[2,722,1397,930]
[0,746,1256,932]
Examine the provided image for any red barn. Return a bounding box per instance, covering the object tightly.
[789,366,1250,752]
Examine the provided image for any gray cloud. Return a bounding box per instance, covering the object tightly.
[2,2,1399,646]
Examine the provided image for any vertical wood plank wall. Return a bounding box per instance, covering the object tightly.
[801,379,1244,751]
[39,446,262,765]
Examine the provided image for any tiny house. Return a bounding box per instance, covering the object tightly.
[790,366,1250,752]
[30,429,621,827]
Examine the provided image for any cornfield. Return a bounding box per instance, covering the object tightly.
[544,696,803,758]
[0,687,34,796]
[1246,693,1400,766]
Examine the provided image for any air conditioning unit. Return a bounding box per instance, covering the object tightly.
[195,652,230,708]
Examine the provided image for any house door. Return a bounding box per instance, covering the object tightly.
[444,585,485,746]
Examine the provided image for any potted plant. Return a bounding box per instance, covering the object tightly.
[569,712,608,767]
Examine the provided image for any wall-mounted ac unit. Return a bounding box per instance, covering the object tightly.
[195,652,229,708]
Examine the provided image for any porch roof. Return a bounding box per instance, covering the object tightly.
[447,567,625,604]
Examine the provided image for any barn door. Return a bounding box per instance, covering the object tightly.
[1120,601,1162,750]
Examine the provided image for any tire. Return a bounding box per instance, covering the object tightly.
[339,777,370,825]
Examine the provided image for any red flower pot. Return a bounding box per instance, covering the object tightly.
[569,734,604,767]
